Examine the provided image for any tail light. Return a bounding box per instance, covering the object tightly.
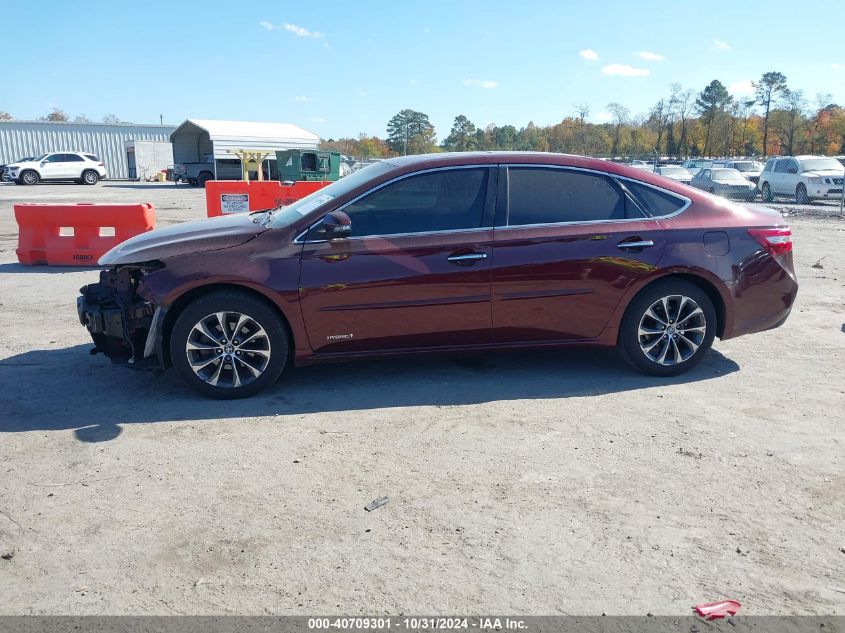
[748,227,792,257]
[98,162,105,167]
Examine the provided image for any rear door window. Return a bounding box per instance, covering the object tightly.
[774,160,790,174]
[63,153,84,162]
[505,167,639,226]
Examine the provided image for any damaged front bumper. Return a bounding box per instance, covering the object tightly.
[77,267,167,368]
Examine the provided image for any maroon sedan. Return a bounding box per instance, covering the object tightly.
[78,152,797,398]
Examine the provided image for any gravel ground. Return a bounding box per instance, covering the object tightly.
[0,182,843,615]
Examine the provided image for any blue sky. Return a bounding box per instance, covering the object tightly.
[3,0,844,140]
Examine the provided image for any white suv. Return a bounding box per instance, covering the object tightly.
[5,152,107,185]
[758,155,844,204]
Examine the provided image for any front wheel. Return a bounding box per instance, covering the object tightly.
[761,182,773,203]
[169,290,289,398]
[795,183,810,205]
[19,170,39,185]
[618,280,717,377]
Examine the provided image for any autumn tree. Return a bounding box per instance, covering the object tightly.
[386,109,436,155]
[754,71,788,156]
[607,102,629,157]
[0,111,11,121]
[772,89,807,155]
[102,114,121,124]
[41,108,68,121]
[696,80,732,156]
[443,115,477,152]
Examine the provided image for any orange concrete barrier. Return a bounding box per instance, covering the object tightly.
[205,180,331,217]
[15,203,155,266]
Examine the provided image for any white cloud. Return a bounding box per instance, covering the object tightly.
[260,21,325,38]
[832,63,843,70]
[355,89,367,96]
[712,39,730,50]
[464,78,498,89]
[283,22,325,38]
[594,111,612,123]
[309,117,325,123]
[728,79,754,96]
[636,51,665,61]
[579,49,599,61]
[601,64,649,77]
[293,95,310,102]
[409,79,419,86]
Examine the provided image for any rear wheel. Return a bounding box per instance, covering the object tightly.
[795,183,810,205]
[81,169,99,185]
[618,280,717,377]
[761,182,773,203]
[169,290,289,399]
[197,171,213,187]
[19,170,38,185]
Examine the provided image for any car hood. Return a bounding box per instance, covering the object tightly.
[806,170,844,177]
[99,212,268,266]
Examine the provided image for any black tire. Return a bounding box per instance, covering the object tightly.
[188,178,198,186]
[169,290,289,399]
[761,182,773,203]
[795,183,810,205]
[708,187,716,194]
[81,170,99,185]
[197,171,213,188]
[618,279,717,377]
[19,170,39,185]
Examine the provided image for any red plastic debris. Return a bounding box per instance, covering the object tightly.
[693,600,742,619]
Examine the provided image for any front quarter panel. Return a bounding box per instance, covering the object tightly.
[137,226,310,361]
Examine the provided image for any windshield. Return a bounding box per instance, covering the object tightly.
[732,161,763,172]
[800,158,843,172]
[712,169,748,182]
[31,154,47,162]
[269,161,394,228]
[659,167,689,176]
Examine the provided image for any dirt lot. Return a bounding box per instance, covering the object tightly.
[0,182,843,615]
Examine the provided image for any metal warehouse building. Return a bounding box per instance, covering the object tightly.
[0,120,176,179]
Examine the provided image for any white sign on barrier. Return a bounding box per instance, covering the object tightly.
[221,194,249,214]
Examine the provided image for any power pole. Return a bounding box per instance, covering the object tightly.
[159,114,163,125]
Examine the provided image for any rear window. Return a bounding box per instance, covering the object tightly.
[623,180,688,217]
[84,154,98,162]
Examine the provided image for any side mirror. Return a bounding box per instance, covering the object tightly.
[320,210,351,240]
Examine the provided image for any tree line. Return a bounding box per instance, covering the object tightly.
[321,71,845,160]
[0,109,125,124]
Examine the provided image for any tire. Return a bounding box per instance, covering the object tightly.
[618,279,717,377]
[19,170,39,186]
[795,183,810,205]
[761,182,773,203]
[81,170,99,185]
[169,290,289,399]
[197,171,213,188]
[708,187,716,194]
[188,178,198,186]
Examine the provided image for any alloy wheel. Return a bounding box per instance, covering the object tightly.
[22,171,37,185]
[637,295,707,366]
[84,171,98,184]
[185,311,271,388]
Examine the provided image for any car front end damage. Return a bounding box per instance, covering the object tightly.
[77,263,166,368]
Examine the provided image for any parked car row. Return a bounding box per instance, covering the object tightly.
[0,152,106,185]
[758,155,844,204]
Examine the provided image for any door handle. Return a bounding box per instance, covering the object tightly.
[617,239,654,250]
[447,252,488,264]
